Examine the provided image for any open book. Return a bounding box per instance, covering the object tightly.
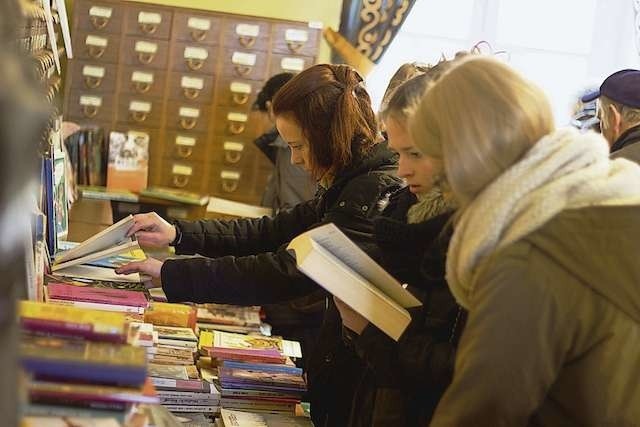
[52,215,143,280]
[287,223,422,341]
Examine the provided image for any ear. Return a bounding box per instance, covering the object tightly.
[608,103,622,133]
[266,100,273,114]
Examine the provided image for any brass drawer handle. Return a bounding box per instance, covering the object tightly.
[180,117,198,130]
[176,145,193,158]
[88,46,106,59]
[84,76,103,89]
[191,29,207,42]
[232,93,249,105]
[224,150,242,164]
[172,175,190,188]
[222,179,239,193]
[183,87,200,100]
[82,105,99,118]
[137,52,156,65]
[186,58,204,71]
[234,65,252,77]
[131,111,148,123]
[139,22,158,35]
[238,35,256,48]
[90,16,109,30]
[133,81,151,94]
[228,122,245,135]
[286,41,304,53]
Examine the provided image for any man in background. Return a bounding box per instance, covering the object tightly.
[583,69,640,162]
[253,73,316,213]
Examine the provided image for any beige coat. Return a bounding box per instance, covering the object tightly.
[431,205,640,426]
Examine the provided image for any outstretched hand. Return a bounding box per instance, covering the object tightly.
[126,212,177,248]
[334,296,369,335]
[116,257,164,279]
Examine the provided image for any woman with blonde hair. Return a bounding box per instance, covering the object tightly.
[410,56,640,425]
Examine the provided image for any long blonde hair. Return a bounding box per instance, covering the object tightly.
[409,56,554,208]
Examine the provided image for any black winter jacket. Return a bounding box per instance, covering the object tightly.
[159,142,400,426]
[345,188,464,426]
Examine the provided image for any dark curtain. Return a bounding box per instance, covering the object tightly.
[335,0,418,64]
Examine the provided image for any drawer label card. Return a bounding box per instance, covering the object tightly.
[131,71,154,84]
[176,135,196,146]
[227,112,248,123]
[135,41,158,54]
[285,29,308,43]
[129,101,151,112]
[86,35,108,47]
[308,21,323,29]
[181,76,204,90]
[89,6,112,18]
[231,52,256,66]
[172,164,193,175]
[230,82,251,94]
[281,57,305,72]
[221,170,241,180]
[188,17,211,31]
[82,65,105,78]
[80,95,102,107]
[235,24,260,37]
[179,107,200,118]
[138,12,162,25]
[184,46,208,60]
[224,142,244,152]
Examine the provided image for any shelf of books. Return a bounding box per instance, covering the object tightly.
[14,2,312,426]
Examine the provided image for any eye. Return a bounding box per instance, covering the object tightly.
[409,151,423,159]
[290,145,303,151]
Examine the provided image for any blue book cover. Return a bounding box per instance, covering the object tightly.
[221,360,302,376]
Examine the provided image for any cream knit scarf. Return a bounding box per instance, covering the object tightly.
[447,127,640,309]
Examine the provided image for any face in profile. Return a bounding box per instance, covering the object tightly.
[276,114,312,173]
[386,117,438,194]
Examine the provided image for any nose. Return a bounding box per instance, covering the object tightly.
[290,149,303,166]
[396,157,413,179]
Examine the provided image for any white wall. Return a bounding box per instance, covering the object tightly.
[366,0,640,123]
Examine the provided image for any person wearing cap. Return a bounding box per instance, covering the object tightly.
[583,69,640,162]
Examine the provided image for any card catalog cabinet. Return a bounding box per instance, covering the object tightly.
[64,0,322,204]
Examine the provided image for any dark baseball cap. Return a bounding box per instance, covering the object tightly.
[582,69,640,108]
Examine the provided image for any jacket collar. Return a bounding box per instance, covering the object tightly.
[611,124,640,153]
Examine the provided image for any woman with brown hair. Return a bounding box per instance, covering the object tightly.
[117,63,401,425]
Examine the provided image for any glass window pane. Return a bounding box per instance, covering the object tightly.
[402,0,475,39]
[496,0,597,53]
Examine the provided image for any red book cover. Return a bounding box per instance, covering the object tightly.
[46,283,148,308]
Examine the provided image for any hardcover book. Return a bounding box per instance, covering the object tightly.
[106,131,149,192]
[46,282,148,308]
[141,186,209,206]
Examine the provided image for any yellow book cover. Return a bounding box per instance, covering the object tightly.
[144,302,196,329]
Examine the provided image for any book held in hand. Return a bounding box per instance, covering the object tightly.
[287,223,422,341]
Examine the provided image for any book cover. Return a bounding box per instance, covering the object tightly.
[52,240,141,272]
[287,223,422,341]
[28,378,159,405]
[154,325,198,342]
[220,408,313,427]
[196,304,262,327]
[106,131,149,192]
[210,331,302,359]
[144,302,196,329]
[46,282,148,308]
[53,150,69,241]
[79,185,139,203]
[219,367,306,389]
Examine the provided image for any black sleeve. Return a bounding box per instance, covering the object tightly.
[173,199,318,258]
[253,130,278,164]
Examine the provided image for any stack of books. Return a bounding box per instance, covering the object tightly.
[199,331,305,416]
[18,301,156,425]
[196,303,264,335]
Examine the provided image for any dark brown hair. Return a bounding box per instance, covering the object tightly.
[271,64,378,179]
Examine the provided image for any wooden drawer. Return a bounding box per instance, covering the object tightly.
[271,23,320,57]
[209,137,257,167]
[173,12,221,45]
[121,37,170,70]
[155,159,207,193]
[124,4,172,40]
[220,49,268,81]
[68,61,117,93]
[75,0,124,35]
[74,31,121,64]
[164,130,209,162]
[269,54,314,75]
[120,66,167,99]
[213,108,258,137]
[170,42,218,75]
[223,19,270,52]
[166,103,211,133]
[66,91,115,123]
[112,126,162,159]
[116,96,163,128]
[216,77,258,109]
[168,72,215,104]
